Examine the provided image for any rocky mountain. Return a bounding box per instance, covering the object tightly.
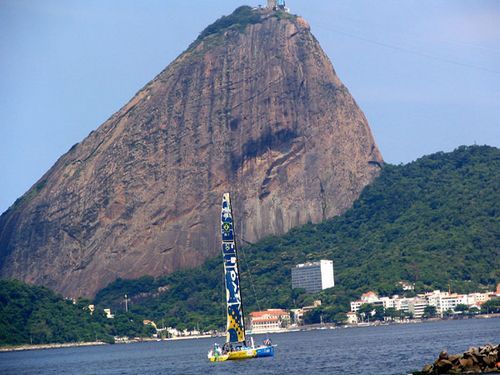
[92,146,498,330]
[0,6,382,297]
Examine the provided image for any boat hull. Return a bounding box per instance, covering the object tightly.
[208,345,274,362]
[209,348,257,362]
[255,345,275,358]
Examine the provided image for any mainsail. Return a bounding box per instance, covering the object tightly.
[221,193,246,343]
[207,193,275,361]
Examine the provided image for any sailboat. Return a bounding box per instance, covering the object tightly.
[207,193,275,362]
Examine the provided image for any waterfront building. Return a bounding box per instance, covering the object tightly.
[351,293,417,316]
[166,327,181,337]
[346,312,358,324]
[380,296,396,309]
[249,309,290,333]
[424,290,472,316]
[291,260,334,293]
[350,289,494,319]
[394,298,412,314]
[350,301,362,313]
[360,291,379,303]
[465,292,491,306]
[438,294,467,313]
[409,298,428,319]
[350,291,383,313]
[291,300,321,325]
[425,290,441,310]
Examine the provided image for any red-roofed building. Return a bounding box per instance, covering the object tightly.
[249,309,291,333]
[361,291,379,302]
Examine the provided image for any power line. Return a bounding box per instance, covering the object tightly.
[315,24,500,75]
[318,13,500,55]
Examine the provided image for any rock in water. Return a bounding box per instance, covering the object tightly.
[414,344,500,374]
[0,7,382,297]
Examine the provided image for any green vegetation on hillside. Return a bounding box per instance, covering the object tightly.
[95,145,499,330]
[188,5,297,50]
[0,280,153,346]
[0,280,109,345]
[2,146,498,344]
[189,6,262,49]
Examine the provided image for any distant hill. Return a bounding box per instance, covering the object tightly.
[0,279,159,345]
[0,280,108,345]
[94,146,500,330]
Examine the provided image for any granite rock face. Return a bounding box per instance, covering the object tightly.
[0,9,382,297]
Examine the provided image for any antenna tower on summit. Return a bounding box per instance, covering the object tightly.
[267,0,289,12]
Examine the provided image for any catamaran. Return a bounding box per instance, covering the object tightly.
[207,193,275,362]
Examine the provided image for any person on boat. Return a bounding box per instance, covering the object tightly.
[222,342,232,353]
[263,338,272,346]
[214,343,222,356]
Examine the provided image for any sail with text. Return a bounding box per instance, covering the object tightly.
[207,193,275,361]
[221,193,246,344]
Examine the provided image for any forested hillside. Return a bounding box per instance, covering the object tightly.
[94,146,499,330]
[1,146,497,343]
[0,280,154,345]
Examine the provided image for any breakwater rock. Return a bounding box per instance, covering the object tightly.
[414,344,500,374]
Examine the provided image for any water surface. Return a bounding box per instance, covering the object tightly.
[1,318,498,374]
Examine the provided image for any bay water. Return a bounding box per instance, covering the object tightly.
[1,318,498,374]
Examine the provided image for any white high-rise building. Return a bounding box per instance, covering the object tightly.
[291,260,335,293]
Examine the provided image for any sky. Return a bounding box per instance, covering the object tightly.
[0,0,499,214]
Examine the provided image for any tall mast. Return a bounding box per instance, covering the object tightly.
[221,193,246,343]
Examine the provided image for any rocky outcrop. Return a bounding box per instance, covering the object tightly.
[0,7,382,297]
[414,345,500,374]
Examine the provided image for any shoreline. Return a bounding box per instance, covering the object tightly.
[2,314,498,352]
[0,341,107,353]
[165,334,216,341]
[249,313,500,335]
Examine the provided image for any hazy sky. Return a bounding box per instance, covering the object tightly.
[1,0,499,214]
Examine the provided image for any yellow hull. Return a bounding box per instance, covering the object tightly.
[209,348,257,362]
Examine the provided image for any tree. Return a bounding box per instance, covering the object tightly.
[384,307,398,321]
[373,306,385,321]
[357,303,374,322]
[481,298,500,314]
[454,304,469,313]
[443,309,454,318]
[0,280,118,346]
[291,288,308,308]
[29,320,52,344]
[469,306,480,315]
[303,308,322,325]
[423,305,437,319]
[333,312,347,324]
